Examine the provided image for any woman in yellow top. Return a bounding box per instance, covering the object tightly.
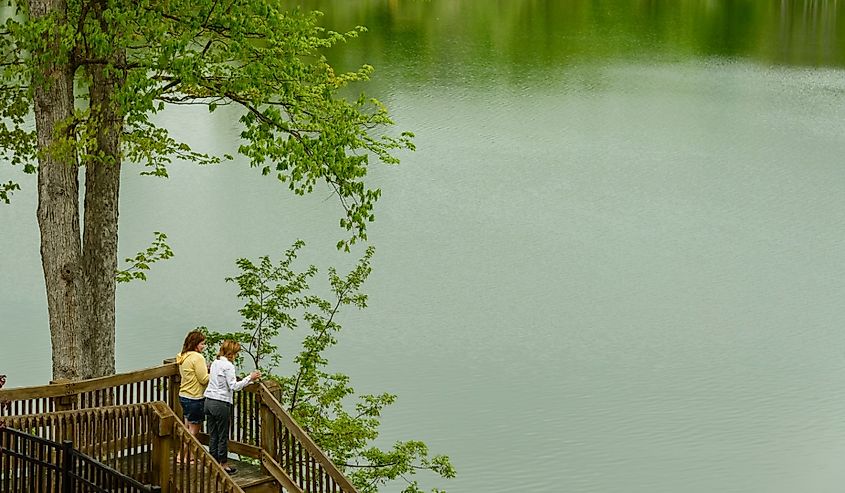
[175,331,210,448]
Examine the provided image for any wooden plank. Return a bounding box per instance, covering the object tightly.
[195,433,262,459]
[259,403,275,457]
[152,432,172,493]
[0,365,179,402]
[260,449,304,493]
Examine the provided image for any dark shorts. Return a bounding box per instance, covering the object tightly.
[179,396,205,424]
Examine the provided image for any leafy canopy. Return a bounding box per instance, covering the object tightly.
[0,0,413,248]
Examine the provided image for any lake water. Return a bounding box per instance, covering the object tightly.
[4,1,845,492]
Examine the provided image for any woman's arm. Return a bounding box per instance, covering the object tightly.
[194,355,209,386]
[224,362,253,392]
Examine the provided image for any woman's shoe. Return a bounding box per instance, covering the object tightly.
[223,467,237,475]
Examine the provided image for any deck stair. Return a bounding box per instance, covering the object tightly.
[0,361,359,493]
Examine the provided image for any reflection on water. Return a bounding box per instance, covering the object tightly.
[283,0,845,83]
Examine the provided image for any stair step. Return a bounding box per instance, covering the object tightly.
[227,457,276,491]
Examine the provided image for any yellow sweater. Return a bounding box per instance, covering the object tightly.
[175,351,209,399]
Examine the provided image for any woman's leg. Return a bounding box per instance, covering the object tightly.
[217,403,232,469]
[177,417,190,462]
[206,399,230,465]
[205,401,220,462]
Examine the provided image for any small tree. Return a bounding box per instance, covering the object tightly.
[200,242,455,493]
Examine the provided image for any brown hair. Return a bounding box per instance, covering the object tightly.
[217,340,241,361]
[181,330,206,354]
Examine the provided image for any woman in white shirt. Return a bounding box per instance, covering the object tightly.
[203,340,261,475]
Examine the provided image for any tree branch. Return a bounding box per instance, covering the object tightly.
[289,280,351,411]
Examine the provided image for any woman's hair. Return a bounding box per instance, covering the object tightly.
[181,330,206,354]
[218,340,241,360]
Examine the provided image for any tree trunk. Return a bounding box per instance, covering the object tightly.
[82,61,123,379]
[28,0,86,381]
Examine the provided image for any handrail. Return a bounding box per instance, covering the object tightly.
[257,382,360,493]
[0,363,181,419]
[0,363,178,401]
[260,449,304,493]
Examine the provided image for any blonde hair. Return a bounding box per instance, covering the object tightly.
[217,340,241,361]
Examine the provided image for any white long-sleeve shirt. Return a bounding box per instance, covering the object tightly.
[203,356,253,404]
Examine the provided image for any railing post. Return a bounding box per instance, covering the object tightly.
[50,379,77,412]
[151,409,174,493]
[163,358,183,420]
[263,380,282,401]
[259,382,281,480]
[260,400,276,457]
[61,440,73,493]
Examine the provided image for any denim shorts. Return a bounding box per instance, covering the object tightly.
[179,396,205,424]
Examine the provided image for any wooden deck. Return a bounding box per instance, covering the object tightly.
[0,362,359,493]
[121,453,274,493]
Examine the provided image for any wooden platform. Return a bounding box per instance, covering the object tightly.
[114,451,276,492]
[169,456,276,492]
[226,458,276,493]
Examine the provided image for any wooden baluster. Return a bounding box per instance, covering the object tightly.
[24,430,31,492]
[288,437,296,482]
[127,408,134,478]
[286,427,293,471]
[182,431,188,493]
[244,392,250,443]
[234,393,241,443]
[298,440,304,484]
[45,439,53,493]
[185,432,192,493]
[115,408,122,476]
[10,432,17,492]
[317,458,325,493]
[244,393,250,444]
[306,452,314,492]
[104,409,112,468]
[1,430,6,493]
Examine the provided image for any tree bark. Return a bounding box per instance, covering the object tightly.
[28,0,86,381]
[82,62,123,379]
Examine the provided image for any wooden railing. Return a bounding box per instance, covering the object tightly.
[193,382,360,493]
[0,364,180,417]
[0,425,160,492]
[0,426,64,492]
[1,402,244,493]
[0,363,361,493]
[2,402,154,481]
[255,383,359,493]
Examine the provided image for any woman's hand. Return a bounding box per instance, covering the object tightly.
[250,370,261,381]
